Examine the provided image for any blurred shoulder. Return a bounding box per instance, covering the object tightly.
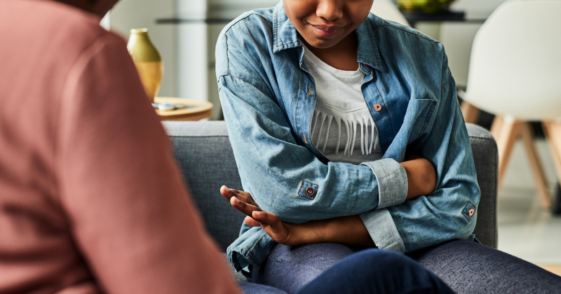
[1,0,126,51]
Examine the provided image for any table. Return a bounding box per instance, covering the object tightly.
[155,97,213,121]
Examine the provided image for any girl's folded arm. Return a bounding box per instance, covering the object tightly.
[218,74,410,223]
[361,54,481,253]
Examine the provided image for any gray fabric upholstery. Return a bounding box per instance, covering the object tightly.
[165,121,245,251]
[164,121,498,251]
[466,124,498,248]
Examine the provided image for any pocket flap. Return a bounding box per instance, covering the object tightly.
[298,181,318,200]
[461,201,477,222]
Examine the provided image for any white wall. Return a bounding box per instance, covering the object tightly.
[438,0,510,87]
[176,0,277,118]
[110,0,178,97]
[452,0,510,19]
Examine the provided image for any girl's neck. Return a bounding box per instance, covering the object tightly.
[301,32,359,71]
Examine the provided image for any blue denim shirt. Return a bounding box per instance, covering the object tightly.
[216,2,481,273]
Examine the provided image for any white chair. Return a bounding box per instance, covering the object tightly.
[371,0,410,27]
[462,0,561,208]
[439,23,482,88]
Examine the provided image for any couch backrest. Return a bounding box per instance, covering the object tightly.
[164,121,498,251]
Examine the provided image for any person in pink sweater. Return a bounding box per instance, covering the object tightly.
[0,0,240,293]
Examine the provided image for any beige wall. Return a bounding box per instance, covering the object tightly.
[110,0,178,97]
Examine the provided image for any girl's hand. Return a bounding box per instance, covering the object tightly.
[220,186,301,246]
[220,186,374,247]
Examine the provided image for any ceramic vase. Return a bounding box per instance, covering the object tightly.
[127,28,163,103]
[398,0,455,13]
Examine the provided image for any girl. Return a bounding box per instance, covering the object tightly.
[216,0,561,292]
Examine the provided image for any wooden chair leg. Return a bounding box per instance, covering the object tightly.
[461,101,480,124]
[543,121,561,185]
[492,116,524,190]
[491,115,504,140]
[521,123,551,208]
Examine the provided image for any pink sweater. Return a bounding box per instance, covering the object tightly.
[0,1,240,293]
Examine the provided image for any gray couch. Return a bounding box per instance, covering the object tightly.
[164,121,498,275]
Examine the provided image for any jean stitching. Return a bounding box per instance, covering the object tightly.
[420,100,437,135]
[245,231,271,266]
[365,22,381,67]
[373,82,396,136]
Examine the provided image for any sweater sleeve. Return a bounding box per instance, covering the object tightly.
[56,33,240,294]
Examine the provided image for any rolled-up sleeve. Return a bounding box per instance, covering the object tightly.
[358,159,407,252]
[360,208,405,252]
[361,159,408,209]
[360,50,481,253]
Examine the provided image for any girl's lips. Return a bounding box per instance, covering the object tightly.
[310,24,345,38]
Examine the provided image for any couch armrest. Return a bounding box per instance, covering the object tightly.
[466,123,498,248]
[164,121,245,251]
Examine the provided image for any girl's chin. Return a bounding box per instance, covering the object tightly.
[305,38,340,49]
[299,29,347,49]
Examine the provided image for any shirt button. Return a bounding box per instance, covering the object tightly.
[306,187,315,196]
[374,103,382,111]
[469,208,475,216]
[308,88,311,96]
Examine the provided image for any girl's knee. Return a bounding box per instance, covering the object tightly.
[269,243,354,263]
[352,249,420,270]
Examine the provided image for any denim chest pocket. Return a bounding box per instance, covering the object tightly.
[407,98,437,143]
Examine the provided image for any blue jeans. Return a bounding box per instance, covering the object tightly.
[249,240,561,294]
[243,244,453,294]
[409,240,561,293]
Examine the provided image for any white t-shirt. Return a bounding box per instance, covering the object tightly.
[303,44,383,164]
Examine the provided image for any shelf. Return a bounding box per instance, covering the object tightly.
[156,18,233,25]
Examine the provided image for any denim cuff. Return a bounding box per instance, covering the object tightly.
[359,208,405,253]
[227,226,276,272]
[361,158,408,209]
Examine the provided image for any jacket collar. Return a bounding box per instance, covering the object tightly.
[272,1,383,72]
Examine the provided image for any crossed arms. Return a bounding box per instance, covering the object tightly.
[220,155,437,247]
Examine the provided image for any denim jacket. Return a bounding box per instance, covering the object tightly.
[216,1,480,273]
